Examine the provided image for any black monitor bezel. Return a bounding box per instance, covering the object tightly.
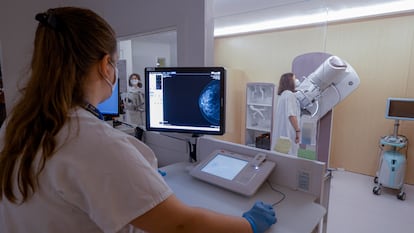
[145,67,226,136]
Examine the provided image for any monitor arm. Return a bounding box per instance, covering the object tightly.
[295,56,360,119]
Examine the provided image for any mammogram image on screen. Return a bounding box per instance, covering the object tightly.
[163,76,220,126]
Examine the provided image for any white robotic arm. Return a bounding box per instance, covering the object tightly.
[295,56,360,119]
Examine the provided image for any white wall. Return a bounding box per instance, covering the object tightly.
[119,40,133,82]
[0,0,214,113]
[131,40,173,80]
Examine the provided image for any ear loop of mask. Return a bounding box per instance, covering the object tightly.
[104,61,118,92]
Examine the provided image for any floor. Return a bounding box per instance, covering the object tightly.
[326,170,414,233]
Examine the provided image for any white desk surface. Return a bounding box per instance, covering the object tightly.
[162,162,326,233]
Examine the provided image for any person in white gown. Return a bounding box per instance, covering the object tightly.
[123,73,145,125]
[271,72,301,156]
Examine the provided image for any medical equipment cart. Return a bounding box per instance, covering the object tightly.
[372,120,408,200]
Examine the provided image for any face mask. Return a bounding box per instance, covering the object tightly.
[105,61,118,93]
[131,79,139,85]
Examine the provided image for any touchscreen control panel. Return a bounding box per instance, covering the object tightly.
[190,149,276,196]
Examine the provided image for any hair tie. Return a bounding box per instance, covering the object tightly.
[35,12,61,30]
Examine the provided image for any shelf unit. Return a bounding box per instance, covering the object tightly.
[245,82,275,150]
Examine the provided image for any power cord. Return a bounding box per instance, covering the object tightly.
[266,180,286,206]
[113,119,135,128]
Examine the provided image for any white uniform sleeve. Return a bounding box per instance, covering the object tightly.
[50,128,173,233]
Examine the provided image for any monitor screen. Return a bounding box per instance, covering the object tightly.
[145,67,226,135]
[201,154,248,180]
[385,97,414,121]
[97,78,120,118]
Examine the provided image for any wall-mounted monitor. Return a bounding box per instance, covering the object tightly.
[145,67,226,135]
[385,97,414,121]
[97,78,120,119]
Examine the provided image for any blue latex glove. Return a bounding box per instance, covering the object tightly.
[158,169,167,177]
[242,201,277,233]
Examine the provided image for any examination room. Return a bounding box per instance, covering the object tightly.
[1,0,414,233]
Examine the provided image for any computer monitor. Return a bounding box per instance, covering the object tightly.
[97,78,120,119]
[385,97,414,121]
[145,67,226,135]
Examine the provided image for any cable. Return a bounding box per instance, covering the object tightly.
[266,180,286,206]
[113,119,135,128]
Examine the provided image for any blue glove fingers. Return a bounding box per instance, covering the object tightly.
[243,201,277,233]
[158,169,167,176]
[255,201,272,212]
[260,204,276,225]
[255,202,276,222]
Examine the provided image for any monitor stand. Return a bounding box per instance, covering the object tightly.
[159,132,203,162]
[189,134,202,162]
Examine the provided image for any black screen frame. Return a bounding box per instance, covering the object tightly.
[145,67,226,136]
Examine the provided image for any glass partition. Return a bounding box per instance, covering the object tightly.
[213,1,414,183]
[118,30,177,127]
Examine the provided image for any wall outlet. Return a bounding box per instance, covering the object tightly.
[297,170,311,192]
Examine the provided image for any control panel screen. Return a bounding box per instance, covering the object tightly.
[201,154,248,180]
[190,149,276,196]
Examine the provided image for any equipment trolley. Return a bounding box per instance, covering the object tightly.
[372,97,414,200]
[372,132,407,200]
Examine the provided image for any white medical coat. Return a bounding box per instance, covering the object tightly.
[0,108,173,233]
[271,90,301,155]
